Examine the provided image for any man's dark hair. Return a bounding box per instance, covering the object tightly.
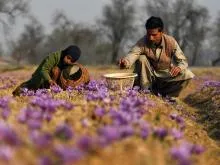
[145,16,164,31]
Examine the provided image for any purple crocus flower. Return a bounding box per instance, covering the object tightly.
[0,97,12,119]
[50,85,62,94]
[66,86,73,93]
[59,100,74,110]
[54,123,73,140]
[42,111,52,122]
[140,127,149,139]
[119,125,134,138]
[30,131,52,148]
[203,80,220,88]
[39,156,53,165]
[176,116,184,125]
[97,126,120,143]
[27,119,42,130]
[191,144,205,154]
[0,97,11,109]
[81,118,90,127]
[139,121,151,139]
[35,89,49,97]
[94,107,105,117]
[170,141,205,165]
[0,122,20,146]
[76,135,94,152]
[170,128,183,140]
[170,113,178,120]
[54,145,84,163]
[17,109,27,123]
[170,142,193,165]
[170,113,185,130]
[1,108,10,119]
[0,145,14,161]
[154,127,168,139]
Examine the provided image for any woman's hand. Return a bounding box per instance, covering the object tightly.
[49,80,57,86]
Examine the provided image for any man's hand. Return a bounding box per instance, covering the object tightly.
[49,80,57,86]
[118,58,127,69]
[170,66,181,77]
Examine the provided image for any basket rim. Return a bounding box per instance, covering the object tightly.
[103,72,137,79]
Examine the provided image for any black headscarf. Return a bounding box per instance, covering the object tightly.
[61,45,81,62]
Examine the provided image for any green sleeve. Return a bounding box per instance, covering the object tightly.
[40,52,60,82]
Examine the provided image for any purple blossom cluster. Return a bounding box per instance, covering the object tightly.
[0,122,20,146]
[30,130,52,148]
[54,145,85,164]
[30,95,73,112]
[170,113,185,130]
[0,145,14,161]
[170,141,205,165]
[50,85,63,94]
[0,76,17,90]
[17,95,74,130]
[0,97,12,119]
[0,122,20,161]
[0,76,209,164]
[202,80,220,88]
[54,123,74,141]
[86,86,109,101]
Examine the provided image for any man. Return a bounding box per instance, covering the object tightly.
[12,45,90,96]
[119,16,194,97]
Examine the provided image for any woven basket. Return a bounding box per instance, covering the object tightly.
[59,63,90,89]
[103,73,137,91]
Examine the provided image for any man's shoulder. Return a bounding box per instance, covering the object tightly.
[163,33,176,43]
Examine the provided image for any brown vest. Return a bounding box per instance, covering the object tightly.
[137,34,176,70]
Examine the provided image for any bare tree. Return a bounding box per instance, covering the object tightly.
[10,17,45,65]
[211,11,220,66]
[45,11,101,64]
[0,0,29,33]
[143,0,210,65]
[0,43,4,57]
[98,0,136,63]
[186,7,210,65]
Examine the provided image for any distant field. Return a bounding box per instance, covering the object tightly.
[0,66,219,165]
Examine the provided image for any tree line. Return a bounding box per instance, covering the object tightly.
[0,0,220,66]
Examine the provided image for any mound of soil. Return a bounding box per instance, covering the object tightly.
[184,81,220,140]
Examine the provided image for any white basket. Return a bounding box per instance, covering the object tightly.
[103,73,137,91]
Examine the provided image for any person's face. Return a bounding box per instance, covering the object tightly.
[146,28,163,45]
[63,55,75,65]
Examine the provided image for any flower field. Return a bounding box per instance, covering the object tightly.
[0,66,219,165]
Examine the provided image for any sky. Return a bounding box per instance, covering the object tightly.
[8,0,220,40]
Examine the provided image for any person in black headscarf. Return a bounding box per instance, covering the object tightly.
[12,45,90,96]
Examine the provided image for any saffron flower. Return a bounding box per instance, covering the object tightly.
[54,145,84,163]
[154,127,168,139]
[76,135,94,152]
[0,145,14,161]
[30,131,52,147]
[54,123,74,141]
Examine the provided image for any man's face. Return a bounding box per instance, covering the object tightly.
[146,28,163,45]
[63,55,75,66]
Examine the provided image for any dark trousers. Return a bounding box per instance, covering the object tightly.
[133,55,190,97]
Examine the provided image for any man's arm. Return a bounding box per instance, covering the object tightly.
[169,40,189,77]
[172,40,188,71]
[120,44,143,69]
